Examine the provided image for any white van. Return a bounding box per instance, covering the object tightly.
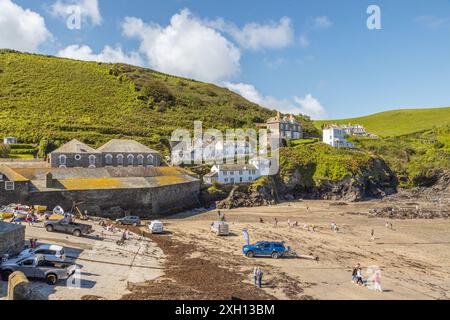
[149,220,164,234]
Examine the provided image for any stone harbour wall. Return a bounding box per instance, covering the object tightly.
[0,181,201,218]
[0,222,25,257]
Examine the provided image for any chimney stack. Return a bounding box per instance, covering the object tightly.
[45,172,54,188]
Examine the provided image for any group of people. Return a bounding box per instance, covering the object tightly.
[351,263,383,292]
[352,263,364,286]
[25,213,38,226]
[253,267,264,288]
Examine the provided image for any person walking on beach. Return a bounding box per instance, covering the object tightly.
[374,272,382,292]
[253,267,259,286]
[356,267,364,286]
[352,264,360,283]
[257,268,263,288]
[274,218,278,227]
[371,229,375,241]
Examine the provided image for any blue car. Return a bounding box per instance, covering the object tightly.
[243,241,287,259]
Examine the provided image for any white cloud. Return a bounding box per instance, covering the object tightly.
[224,82,265,105]
[57,44,143,65]
[312,16,333,29]
[51,0,102,26]
[0,0,52,52]
[122,9,241,83]
[210,17,294,50]
[225,82,327,120]
[293,94,327,119]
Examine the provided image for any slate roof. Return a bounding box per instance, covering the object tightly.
[217,164,257,172]
[97,139,158,154]
[51,139,100,154]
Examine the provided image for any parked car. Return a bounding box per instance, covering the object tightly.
[211,221,229,236]
[116,216,141,226]
[0,255,77,285]
[242,241,287,259]
[19,245,66,262]
[148,220,164,234]
[44,219,94,237]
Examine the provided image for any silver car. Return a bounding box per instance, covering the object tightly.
[0,255,76,285]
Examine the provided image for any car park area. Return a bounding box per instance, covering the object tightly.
[0,221,163,300]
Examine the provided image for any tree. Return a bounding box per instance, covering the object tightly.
[37,138,56,159]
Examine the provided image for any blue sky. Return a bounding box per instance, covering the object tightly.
[2,0,450,119]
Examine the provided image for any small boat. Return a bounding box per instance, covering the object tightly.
[14,210,28,219]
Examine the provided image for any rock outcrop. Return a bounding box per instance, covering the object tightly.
[216,157,397,209]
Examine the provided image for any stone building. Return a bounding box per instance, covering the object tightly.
[266,113,303,140]
[49,139,160,168]
[97,139,160,167]
[0,221,25,257]
[49,139,101,168]
[0,165,200,217]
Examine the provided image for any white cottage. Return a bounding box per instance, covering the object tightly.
[204,157,271,185]
[323,125,354,148]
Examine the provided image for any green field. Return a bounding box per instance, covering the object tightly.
[0,50,274,154]
[315,107,450,137]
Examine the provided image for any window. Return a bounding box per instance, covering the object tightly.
[224,178,228,183]
[137,155,144,166]
[5,181,14,191]
[74,154,82,161]
[89,155,96,165]
[117,154,124,166]
[147,154,154,165]
[59,155,67,165]
[240,177,243,183]
[127,154,134,166]
[21,259,34,266]
[239,171,243,175]
[105,154,113,165]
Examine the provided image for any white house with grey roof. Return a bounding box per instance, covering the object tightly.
[49,139,160,168]
[204,157,271,185]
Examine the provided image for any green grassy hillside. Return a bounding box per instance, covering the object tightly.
[351,126,450,187]
[315,107,450,137]
[0,50,275,153]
